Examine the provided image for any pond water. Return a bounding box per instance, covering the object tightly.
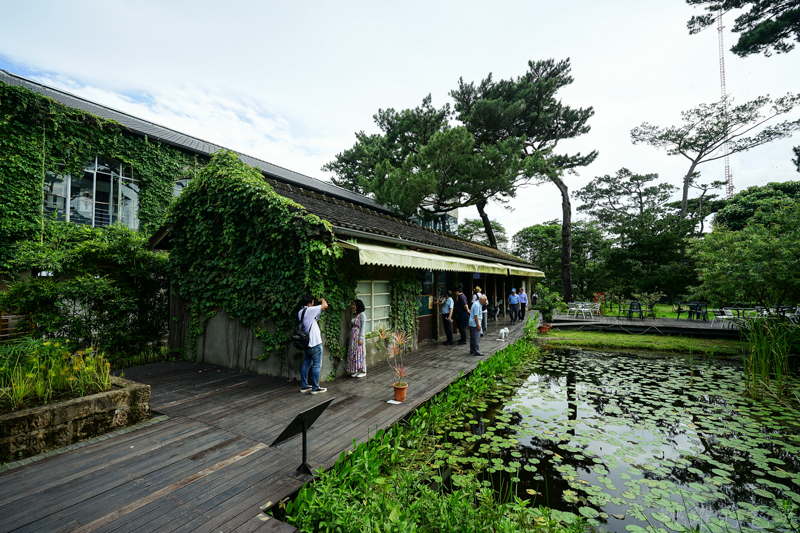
[469,349,800,532]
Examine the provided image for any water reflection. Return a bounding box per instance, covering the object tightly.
[473,349,800,531]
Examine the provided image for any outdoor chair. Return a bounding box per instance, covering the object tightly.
[566,302,579,318]
[644,302,656,319]
[627,301,644,320]
[711,309,730,328]
[579,303,594,319]
[693,303,709,322]
[675,301,690,320]
[591,302,602,316]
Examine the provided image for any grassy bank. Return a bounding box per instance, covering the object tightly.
[539,329,747,356]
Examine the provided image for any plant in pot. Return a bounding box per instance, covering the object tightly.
[533,287,564,334]
[380,330,410,401]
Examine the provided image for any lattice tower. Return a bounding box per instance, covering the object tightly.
[718,11,734,196]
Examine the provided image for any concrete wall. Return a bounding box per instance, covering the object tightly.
[192,308,416,380]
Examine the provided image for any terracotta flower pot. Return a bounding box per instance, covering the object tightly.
[538,325,551,334]
[393,383,408,402]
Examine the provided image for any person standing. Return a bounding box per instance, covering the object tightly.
[508,288,520,325]
[441,291,454,345]
[518,288,528,321]
[347,299,367,378]
[298,295,327,394]
[472,286,486,337]
[454,288,469,345]
[469,295,487,356]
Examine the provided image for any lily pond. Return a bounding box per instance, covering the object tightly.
[450,348,800,532]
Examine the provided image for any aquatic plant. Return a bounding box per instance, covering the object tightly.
[741,317,800,400]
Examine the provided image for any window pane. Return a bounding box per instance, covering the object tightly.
[373,306,389,319]
[374,318,389,330]
[96,157,117,174]
[70,172,94,226]
[374,294,390,307]
[374,281,390,294]
[363,308,372,321]
[94,173,112,227]
[359,295,372,308]
[119,178,140,230]
[43,171,68,221]
[356,282,371,296]
[173,178,191,197]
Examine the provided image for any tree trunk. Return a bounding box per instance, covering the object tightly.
[680,162,698,218]
[475,200,498,248]
[550,174,574,303]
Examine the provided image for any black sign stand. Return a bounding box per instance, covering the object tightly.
[270,397,334,480]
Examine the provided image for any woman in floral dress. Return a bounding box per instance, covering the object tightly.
[347,299,367,378]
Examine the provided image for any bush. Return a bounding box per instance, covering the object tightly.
[0,221,169,363]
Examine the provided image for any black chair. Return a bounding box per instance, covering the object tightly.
[692,303,709,321]
[628,301,644,320]
[675,301,689,320]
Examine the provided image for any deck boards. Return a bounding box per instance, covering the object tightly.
[0,320,526,533]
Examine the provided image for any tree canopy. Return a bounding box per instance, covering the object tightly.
[631,93,800,217]
[692,200,800,308]
[457,218,509,250]
[687,0,800,57]
[451,59,598,301]
[713,180,800,230]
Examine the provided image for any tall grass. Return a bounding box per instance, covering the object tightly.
[742,318,800,400]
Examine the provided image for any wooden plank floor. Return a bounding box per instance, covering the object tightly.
[0,319,526,533]
[549,313,741,337]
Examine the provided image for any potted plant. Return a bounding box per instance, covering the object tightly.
[379,330,410,402]
[533,287,563,333]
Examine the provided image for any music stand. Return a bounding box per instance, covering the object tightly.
[270,397,335,480]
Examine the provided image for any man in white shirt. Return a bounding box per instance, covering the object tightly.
[298,294,328,394]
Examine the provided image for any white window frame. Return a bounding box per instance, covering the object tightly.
[43,157,140,230]
[356,280,391,334]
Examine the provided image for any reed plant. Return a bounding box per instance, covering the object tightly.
[742,317,800,400]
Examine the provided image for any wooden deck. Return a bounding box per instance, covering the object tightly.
[0,320,527,533]
[550,313,742,338]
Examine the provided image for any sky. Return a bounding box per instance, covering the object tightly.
[2,0,798,238]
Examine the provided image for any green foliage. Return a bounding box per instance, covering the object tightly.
[691,201,800,308]
[532,287,564,324]
[284,339,586,532]
[686,0,800,57]
[714,180,800,230]
[458,218,508,249]
[0,221,169,362]
[740,317,800,400]
[575,168,697,297]
[0,82,200,271]
[167,150,356,362]
[389,269,418,338]
[512,221,608,299]
[631,94,800,216]
[0,337,112,414]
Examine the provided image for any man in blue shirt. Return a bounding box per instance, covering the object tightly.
[507,289,520,325]
[518,288,528,321]
[441,291,454,345]
[298,294,328,394]
[469,295,487,356]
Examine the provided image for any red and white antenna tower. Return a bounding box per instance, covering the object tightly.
[718,11,735,196]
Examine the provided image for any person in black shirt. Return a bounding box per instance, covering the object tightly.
[454,288,470,345]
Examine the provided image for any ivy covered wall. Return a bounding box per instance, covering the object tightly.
[167,150,358,367]
[0,82,200,271]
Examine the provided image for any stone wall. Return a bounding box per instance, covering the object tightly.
[0,376,150,461]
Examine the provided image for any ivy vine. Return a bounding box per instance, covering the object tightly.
[390,269,419,338]
[0,82,201,271]
[167,150,357,363]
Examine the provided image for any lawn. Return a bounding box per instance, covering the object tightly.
[538,329,747,356]
[599,303,683,319]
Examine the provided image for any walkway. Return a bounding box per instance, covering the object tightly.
[0,320,527,533]
[550,313,741,338]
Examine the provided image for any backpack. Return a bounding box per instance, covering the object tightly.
[292,308,310,350]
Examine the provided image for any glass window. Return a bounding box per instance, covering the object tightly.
[43,171,68,221]
[357,280,391,333]
[47,157,140,230]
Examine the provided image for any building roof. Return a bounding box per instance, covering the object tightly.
[0,69,390,214]
[1,70,538,270]
[268,179,535,268]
